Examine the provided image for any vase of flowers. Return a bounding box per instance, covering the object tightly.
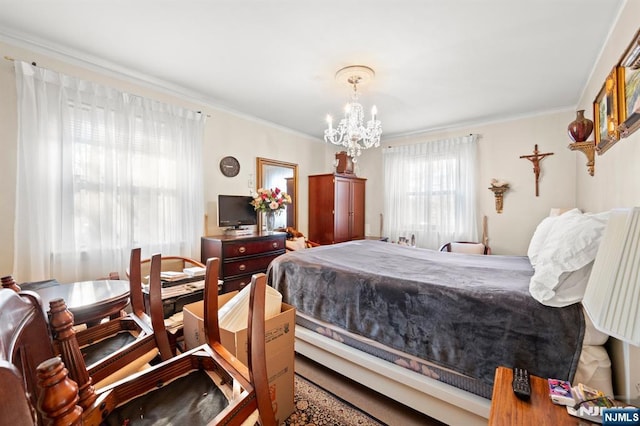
[250,187,291,233]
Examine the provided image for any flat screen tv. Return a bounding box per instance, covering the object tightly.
[218,195,257,228]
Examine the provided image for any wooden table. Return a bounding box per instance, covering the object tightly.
[488,366,596,425]
[33,280,130,326]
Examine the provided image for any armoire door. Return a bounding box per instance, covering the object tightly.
[350,178,366,240]
[333,176,352,243]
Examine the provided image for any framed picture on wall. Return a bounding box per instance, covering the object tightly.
[593,66,621,154]
[617,29,640,138]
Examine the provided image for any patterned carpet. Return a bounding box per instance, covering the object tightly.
[285,375,384,426]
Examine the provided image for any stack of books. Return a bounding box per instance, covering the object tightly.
[160,271,189,282]
[183,266,206,277]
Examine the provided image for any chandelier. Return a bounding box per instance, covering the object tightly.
[324,65,382,161]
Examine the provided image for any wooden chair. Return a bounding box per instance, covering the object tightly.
[51,249,173,391]
[0,288,57,426]
[39,259,277,426]
[439,241,491,255]
[0,361,39,426]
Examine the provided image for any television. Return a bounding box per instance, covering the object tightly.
[218,195,257,228]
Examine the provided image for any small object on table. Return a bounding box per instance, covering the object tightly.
[548,378,575,406]
[512,367,531,401]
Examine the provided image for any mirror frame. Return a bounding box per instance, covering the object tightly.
[256,157,298,231]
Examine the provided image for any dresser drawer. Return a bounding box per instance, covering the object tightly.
[222,276,252,293]
[222,252,283,277]
[222,238,284,258]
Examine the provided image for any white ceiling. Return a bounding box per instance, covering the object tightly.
[0,0,624,139]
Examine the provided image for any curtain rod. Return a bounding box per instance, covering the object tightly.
[386,133,478,148]
[4,56,210,117]
[4,56,38,66]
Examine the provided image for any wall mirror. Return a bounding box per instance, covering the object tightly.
[256,157,298,230]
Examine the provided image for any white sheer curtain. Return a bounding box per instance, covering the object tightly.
[383,134,479,249]
[14,61,205,282]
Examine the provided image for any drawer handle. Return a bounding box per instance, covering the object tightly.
[238,246,247,254]
[239,281,248,289]
[272,242,278,248]
[238,264,246,271]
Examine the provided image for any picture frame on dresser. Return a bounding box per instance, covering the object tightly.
[594,66,622,154]
[617,28,640,138]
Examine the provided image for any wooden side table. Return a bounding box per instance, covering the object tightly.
[488,366,596,425]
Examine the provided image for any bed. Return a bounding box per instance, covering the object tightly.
[268,214,613,425]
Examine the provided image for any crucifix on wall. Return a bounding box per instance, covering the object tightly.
[519,144,554,197]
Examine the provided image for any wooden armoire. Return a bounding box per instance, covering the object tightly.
[308,173,366,244]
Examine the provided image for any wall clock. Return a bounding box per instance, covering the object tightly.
[219,156,240,177]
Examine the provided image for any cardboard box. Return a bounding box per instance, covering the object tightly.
[183,293,296,423]
[264,344,295,424]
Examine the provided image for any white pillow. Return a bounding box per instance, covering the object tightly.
[450,242,486,255]
[527,208,581,266]
[529,211,609,307]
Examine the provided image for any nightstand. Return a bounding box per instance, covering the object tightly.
[488,366,596,425]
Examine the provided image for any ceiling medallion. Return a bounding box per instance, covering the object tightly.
[324,65,382,162]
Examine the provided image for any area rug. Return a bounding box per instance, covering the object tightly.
[285,375,384,426]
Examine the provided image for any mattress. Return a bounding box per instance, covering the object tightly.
[269,240,587,393]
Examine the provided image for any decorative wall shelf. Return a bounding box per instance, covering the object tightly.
[568,141,595,176]
[488,184,509,214]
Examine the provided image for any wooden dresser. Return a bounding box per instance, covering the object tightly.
[201,232,286,293]
[308,173,366,245]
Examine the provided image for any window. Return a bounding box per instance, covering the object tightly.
[14,61,204,282]
[383,135,478,249]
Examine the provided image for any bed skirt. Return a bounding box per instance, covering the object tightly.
[296,311,493,398]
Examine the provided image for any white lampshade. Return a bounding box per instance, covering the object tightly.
[583,207,640,346]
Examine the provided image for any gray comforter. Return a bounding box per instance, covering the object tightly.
[268,240,584,385]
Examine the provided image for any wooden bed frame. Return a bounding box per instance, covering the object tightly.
[294,326,491,425]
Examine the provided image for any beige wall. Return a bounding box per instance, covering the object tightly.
[575,0,640,212]
[573,0,640,405]
[0,40,329,277]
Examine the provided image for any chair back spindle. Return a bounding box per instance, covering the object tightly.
[248,273,277,426]
[128,247,145,318]
[203,257,221,346]
[147,253,173,361]
[36,357,83,426]
[48,298,97,409]
[1,275,21,292]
